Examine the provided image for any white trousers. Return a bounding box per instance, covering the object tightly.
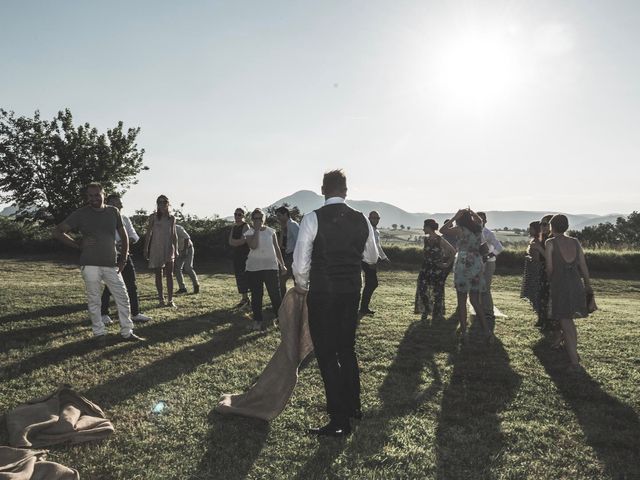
[81,265,134,337]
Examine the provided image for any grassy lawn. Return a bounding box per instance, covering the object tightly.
[1,255,639,480]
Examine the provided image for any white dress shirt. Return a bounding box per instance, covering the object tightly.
[292,197,379,290]
[373,228,388,261]
[115,215,139,245]
[285,218,300,255]
[482,226,504,263]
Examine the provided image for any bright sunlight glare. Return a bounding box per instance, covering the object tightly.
[433,30,522,113]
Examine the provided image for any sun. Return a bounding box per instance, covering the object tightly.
[432,30,521,112]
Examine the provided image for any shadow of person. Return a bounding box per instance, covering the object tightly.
[435,332,521,480]
[291,437,348,480]
[190,411,270,480]
[347,314,458,472]
[0,302,87,326]
[533,339,640,479]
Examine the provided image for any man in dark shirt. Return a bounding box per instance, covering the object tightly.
[293,170,378,436]
[54,183,143,345]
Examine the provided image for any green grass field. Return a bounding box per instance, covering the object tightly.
[1,255,639,479]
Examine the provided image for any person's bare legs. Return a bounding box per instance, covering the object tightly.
[456,290,468,336]
[560,318,579,366]
[165,261,175,303]
[470,291,492,342]
[154,268,164,303]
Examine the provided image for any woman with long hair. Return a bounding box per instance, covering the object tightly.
[144,195,178,307]
[244,208,287,331]
[545,214,593,372]
[521,221,545,323]
[440,208,493,343]
[415,219,456,322]
[228,207,251,308]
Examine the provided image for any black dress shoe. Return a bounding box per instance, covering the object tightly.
[176,288,188,294]
[307,422,351,437]
[359,309,375,316]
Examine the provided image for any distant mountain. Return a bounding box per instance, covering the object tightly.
[267,190,625,230]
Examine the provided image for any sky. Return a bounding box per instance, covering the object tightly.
[1,0,639,218]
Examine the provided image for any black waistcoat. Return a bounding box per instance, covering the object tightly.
[310,203,369,293]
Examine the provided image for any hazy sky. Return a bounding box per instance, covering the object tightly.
[2,1,639,217]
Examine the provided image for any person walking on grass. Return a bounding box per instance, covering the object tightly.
[54,183,144,345]
[545,214,593,372]
[275,206,300,297]
[244,208,287,331]
[293,169,378,437]
[359,210,389,316]
[100,194,151,325]
[477,212,504,333]
[144,195,178,307]
[440,208,493,344]
[229,208,251,308]
[175,224,200,294]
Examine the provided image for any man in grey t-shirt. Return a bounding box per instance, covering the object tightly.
[54,182,143,344]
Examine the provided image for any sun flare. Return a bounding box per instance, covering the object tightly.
[433,31,521,112]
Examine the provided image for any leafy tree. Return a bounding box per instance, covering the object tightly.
[0,108,147,223]
[400,224,405,230]
[616,211,640,247]
[391,224,398,230]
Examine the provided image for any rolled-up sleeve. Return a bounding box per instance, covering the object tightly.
[122,216,140,244]
[292,212,317,290]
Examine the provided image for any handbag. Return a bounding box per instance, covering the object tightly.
[586,291,598,313]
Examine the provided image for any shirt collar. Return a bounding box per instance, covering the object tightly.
[324,196,346,206]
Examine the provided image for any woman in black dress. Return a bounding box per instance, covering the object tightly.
[521,221,545,324]
[545,214,593,371]
[228,208,250,308]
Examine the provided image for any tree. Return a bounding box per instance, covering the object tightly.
[0,108,147,223]
[391,224,398,230]
[400,224,405,230]
[616,211,640,247]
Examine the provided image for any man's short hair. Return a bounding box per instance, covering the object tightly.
[85,182,103,193]
[424,219,439,231]
[477,212,487,223]
[322,169,347,195]
[275,206,290,217]
[550,214,569,234]
[106,193,120,204]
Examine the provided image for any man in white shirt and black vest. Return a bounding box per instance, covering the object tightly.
[293,169,378,437]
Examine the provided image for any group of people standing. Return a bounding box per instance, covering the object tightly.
[414,209,504,345]
[53,170,595,438]
[521,214,594,371]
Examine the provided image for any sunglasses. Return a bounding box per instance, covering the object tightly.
[252,216,263,220]
[234,212,243,216]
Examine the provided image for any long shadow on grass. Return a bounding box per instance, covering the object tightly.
[435,329,521,479]
[0,303,86,326]
[533,339,640,479]
[0,308,246,383]
[81,315,259,410]
[190,411,270,480]
[339,315,458,475]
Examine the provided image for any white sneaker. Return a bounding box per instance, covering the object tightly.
[101,314,113,325]
[132,313,152,323]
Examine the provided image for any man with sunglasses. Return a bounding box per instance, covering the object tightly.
[293,170,378,437]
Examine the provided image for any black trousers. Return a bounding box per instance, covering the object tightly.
[246,269,282,323]
[307,290,361,423]
[233,253,249,294]
[102,255,139,316]
[360,262,378,311]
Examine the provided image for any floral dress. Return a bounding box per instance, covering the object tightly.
[415,236,450,319]
[453,227,486,293]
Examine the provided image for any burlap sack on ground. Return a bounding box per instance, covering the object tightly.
[5,385,114,448]
[0,446,79,480]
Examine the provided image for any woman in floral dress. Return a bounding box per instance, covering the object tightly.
[415,219,456,321]
[440,208,493,343]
